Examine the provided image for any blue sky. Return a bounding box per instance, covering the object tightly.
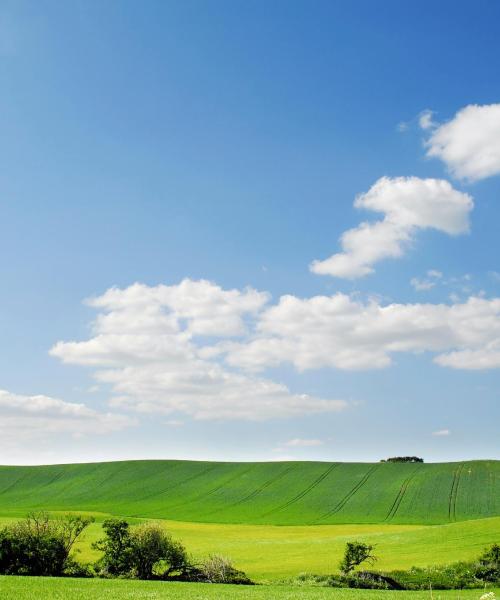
[1,0,500,464]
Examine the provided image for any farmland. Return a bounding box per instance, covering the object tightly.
[0,459,498,525]
[0,459,498,583]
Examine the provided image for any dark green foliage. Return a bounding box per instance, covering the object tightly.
[342,571,403,590]
[376,544,500,590]
[130,523,190,580]
[380,457,424,463]
[92,519,134,576]
[0,512,93,576]
[339,541,376,575]
[477,543,500,581]
[291,543,500,591]
[93,519,194,581]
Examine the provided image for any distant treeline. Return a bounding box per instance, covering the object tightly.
[380,456,424,463]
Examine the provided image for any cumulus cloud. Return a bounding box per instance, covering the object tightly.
[51,280,500,425]
[310,177,472,279]
[425,103,500,181]
[0,389,135,438]
[50,280,347,421]
[226,293,500,372]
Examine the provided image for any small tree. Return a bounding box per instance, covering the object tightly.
[92,518,134,576]
[339,541,377,575]
[93,519,189,580]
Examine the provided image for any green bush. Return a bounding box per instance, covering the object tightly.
[0,512,93,577]
[130,522,190,580]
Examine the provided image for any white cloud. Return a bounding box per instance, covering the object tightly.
[0,389,135,438]
[432,429,451,437]
[51,280,347,421]
[310,177,472,279]
[410,269,443,292]
[227,293,500,372]
[411,277,436,291]
[51,279,500,427]
[419,110,436,130]
[285,438,324,447]
[425,103,500,181]
[427,270,443,279]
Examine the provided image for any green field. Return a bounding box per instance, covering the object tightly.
[2,513,499,582]
[0,460,498,525]
[0,460,498,587]
[0,577,497,600]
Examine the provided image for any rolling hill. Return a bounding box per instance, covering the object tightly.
[0,459,498,525]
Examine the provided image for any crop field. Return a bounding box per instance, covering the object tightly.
[0,577,498,600]
[0,514,491,582]
[0,513,498,581]
[0,460,498,525]
[0,460,499,584]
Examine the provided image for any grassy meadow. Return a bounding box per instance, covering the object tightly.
[34,515,500,582]
[0,577,498,600]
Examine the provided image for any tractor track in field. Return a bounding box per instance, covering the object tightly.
[262,463,341,518]
[161,465,258,512]
[128,464,220,512]
[229,465,296,507]
[201,465,297,518]
[34,463,117,504]
[448,463,465,522]
[0,471,31,497]
[315,464,380,522]
[384,466,421,521]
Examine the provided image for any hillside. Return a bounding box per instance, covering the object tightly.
[0,460,498,525]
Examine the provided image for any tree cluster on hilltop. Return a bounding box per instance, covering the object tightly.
[380,456,424,463]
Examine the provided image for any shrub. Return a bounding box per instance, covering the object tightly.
[0,512,93,577]
[477,543,500,582]
[130,522,189,580]
[201,554,253,585]
[93,519,190,580]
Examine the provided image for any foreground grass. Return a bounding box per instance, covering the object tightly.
[0,577,497,600]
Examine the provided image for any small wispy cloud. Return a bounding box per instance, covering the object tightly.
[285,438,324,447]
[410,269,443,292]
[419,109,436,130]
[432,429,451,437]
